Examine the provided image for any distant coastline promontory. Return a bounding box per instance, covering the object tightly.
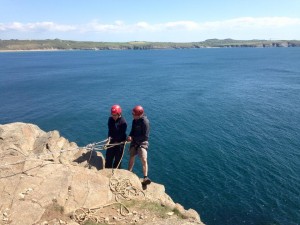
[1,39,300,51]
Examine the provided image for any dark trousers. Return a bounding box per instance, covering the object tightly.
[105,145,124,169]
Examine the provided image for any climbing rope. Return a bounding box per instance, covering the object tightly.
[0,138,124,179]
[0,138,119,168]
[72,140,146,224]
[85,138,127,169]
[72,174,145,224]
[86,140,127,152]
[73,201,130,224]
[0,147,79,167]
[1,138,146,224]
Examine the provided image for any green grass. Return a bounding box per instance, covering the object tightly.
[123,199,185,219]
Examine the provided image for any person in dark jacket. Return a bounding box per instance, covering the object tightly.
[105,104,127,169]
[127,105,151,185]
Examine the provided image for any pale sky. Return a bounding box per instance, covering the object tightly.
[1,0,300,42]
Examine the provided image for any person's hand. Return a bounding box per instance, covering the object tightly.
[127,136,132,142]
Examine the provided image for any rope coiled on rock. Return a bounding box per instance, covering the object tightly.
[72,141,146,224]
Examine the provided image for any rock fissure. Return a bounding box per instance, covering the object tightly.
[9,147,27,157]
[1,184,10,198]
[64,174,74,206]
[83,179,91,206]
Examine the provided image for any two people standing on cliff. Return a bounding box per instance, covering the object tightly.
[105,105,151,185]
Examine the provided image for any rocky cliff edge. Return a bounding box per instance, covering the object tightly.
[0,122,204,225]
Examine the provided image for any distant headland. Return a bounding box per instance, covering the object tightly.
[1,39,300,51]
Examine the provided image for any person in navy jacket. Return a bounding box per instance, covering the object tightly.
[127,105,151,185]
[105,105,127,169]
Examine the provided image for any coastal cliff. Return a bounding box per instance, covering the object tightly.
[1,39,300,51]
[0,122,204,225]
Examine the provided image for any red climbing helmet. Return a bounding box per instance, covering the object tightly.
[132,105,144,116]
[111,105,122,115]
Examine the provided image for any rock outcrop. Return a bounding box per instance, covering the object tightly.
[0,122,204,225]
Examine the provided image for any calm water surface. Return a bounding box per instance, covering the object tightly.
[0,48,300,225]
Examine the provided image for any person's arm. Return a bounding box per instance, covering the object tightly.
[143,118,150,141]
[127,120,134,142]
[129,120,134,137]
[120,118,127,134]
[108,117,113,138]
[119,118,127,141]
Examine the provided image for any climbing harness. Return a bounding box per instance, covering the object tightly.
[85,138,127,170]
[85,138,127,152]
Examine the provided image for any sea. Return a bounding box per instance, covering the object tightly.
[0,48,299,225]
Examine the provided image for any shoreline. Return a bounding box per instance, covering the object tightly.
[1,39,299,51]
[1,46,298,53]
[0,49,72,53]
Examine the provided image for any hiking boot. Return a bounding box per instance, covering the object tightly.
[142,177,151,185]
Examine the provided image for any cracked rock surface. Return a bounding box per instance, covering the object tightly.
[0,122,204,225]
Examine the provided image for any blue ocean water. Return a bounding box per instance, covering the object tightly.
[0,48,300,225]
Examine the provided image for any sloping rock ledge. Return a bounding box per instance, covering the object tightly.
[0,122,204,225]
